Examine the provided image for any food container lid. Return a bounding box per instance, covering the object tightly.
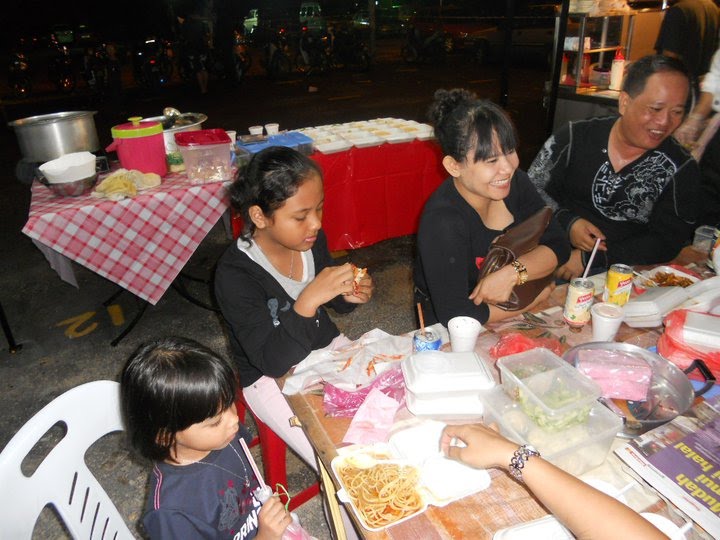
[175,128,231,147]
[497,348,601,430]
[401,351,495,396]
[623,286,689,318]
[405,389,485,417]
[111,116,163,138]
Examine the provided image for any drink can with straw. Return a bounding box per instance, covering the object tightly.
[563,278,594,329]
[413,330,442,352]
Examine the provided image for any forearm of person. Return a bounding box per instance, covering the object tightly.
[520,458,665,540]
[517,245,558,280]
[690,91,714,119]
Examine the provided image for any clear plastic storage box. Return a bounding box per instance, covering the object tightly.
[496,348,601,431]
[175,129,232,183]
[482,386,621,476]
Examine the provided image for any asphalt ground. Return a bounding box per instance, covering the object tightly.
[0,39,552,538]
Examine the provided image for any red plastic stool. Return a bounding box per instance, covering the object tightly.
[235,392,320,510]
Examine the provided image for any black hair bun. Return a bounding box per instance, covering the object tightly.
[428,88,477,127]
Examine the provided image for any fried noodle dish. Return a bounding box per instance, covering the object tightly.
[338,462,423,529]
[650,272,693,288]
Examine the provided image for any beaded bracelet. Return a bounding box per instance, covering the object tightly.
[509,444,540,482]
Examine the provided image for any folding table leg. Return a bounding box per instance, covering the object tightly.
[0,300,22,354]
[171,276,219,312]
[317,456,347,540]
[110,299,148,347]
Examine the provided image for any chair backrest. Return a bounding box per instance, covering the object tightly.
[0,380,134,539]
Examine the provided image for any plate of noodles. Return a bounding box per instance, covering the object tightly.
[332,453,427,531]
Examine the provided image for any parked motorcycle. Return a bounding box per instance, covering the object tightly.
[8,48,31,98]
[329,25,371,72]
[49,44,76,93]
[401,26,446,64]
[296,26,330,75]
[133,37,173,90]
[262,27,292,80]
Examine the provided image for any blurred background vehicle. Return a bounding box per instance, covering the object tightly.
[50,24,74,46]
[299,1,326,34]
[244,9,259,36]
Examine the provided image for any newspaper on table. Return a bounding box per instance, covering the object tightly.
[615,395,720,537]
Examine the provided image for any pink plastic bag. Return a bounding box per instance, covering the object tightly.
[489,332,564,359]
[657,310,720,380]
[323,367,405,417]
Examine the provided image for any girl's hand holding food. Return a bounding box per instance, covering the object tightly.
[294,263,354,316]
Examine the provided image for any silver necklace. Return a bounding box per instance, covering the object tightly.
[288,250,295,279]
[176,442,250,488]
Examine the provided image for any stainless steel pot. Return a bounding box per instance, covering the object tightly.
[142,112,207,154]
[563,342,714,438]
[8,111,100,163]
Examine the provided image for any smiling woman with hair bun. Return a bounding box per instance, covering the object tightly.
[413,88,570,327]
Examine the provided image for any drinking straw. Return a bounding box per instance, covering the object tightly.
[239,437,266,487]
[416,302,426,336]
[582,237,602,280]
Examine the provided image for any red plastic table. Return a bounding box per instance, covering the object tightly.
[311,139,445,252]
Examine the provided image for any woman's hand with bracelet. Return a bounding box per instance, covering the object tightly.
[469,264,518,306]
[440,423,520,471]
[674,113,706,147]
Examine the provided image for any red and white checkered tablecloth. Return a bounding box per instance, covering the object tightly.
[22,173,229,305]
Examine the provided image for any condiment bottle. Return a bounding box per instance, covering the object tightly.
[560,53,569,83]
[610,48,625,91]
[581,53,591,84]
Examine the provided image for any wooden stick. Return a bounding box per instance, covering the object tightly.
[416,302,426,337]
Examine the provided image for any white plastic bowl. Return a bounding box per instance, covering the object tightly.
[39,151,96,184]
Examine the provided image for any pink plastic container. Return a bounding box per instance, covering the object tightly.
[106,117,167,177]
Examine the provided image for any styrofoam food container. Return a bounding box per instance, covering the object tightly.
[39,151,96,183]
[497,348,601,431]
[634,265,699,294]
[623,286,690,318]
[481,386,621,476]
[402,351,494,417]
[493,515,574,540]
[682,312,720,348]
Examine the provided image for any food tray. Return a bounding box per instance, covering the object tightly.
[623,286,689,318]
[497,348,601,431]
[481,387,621,476]
[633,265,699,294]
[332,420,491,531]
[402,351,495,396]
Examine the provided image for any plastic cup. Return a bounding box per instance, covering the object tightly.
[448,316,482,352]
[249,125,263,135]
[226,130,237,143]
[591,302,625,342]
[265,123,279,135]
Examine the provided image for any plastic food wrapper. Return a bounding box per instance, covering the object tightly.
[282,328,417,395]
[576,349,652,401]
[657,310,720,381]
[323,367,405,417]
[342,388,401,445]
[489,332,564,359]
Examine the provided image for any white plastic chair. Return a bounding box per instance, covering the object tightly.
[0,380,135,539]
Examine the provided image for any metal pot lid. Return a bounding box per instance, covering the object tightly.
[8,110,97,128]
[563,342,696,438]
[144,112,208,132]
[111,117,163,138]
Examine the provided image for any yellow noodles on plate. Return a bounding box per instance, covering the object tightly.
[337,462,423,529]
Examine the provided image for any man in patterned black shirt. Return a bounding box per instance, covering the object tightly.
[528,55,702,280]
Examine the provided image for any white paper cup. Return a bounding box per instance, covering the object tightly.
[226,130,237,143]
[249,125,263,135]
[591,302,625,342]
[265,123,279,135]
[448,316,482,352]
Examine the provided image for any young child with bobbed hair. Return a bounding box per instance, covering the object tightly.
[121,336,291,540]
